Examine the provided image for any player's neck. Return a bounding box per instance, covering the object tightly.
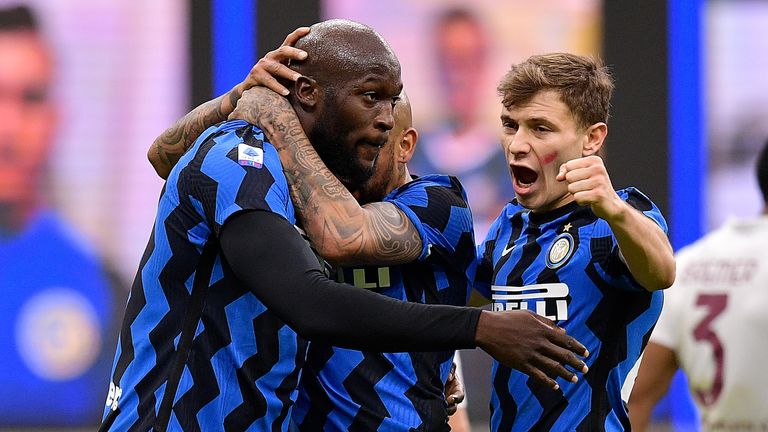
[400,165,413,187]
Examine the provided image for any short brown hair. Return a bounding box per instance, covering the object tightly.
[497,53,614,129]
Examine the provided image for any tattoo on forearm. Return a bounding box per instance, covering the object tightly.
[151,86,243,175]
[363,203,422,260]
[251,90,421,263]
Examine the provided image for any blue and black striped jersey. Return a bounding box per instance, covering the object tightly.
[475,188,666,432]
[292,175,476,432]
[101,120,305,431]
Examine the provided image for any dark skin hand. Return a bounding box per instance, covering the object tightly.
[475,309,588,390]
[230,86,589,389]
[147,27,311,179]
[444,362,465,416]
[147,25,591,389]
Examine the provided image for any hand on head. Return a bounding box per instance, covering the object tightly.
[239,26,310,96]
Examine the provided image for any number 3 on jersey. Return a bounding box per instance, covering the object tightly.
[693,293,728,407]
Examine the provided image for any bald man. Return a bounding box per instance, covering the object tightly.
[125,21,589,431]
[239,88,473,431]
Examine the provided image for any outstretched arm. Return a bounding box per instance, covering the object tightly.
[221,210,473,351]
[147,27,310,179]
[220,209,589,389]
[230,87,422,266]
[558,156,676,290]
[607,201,676,290]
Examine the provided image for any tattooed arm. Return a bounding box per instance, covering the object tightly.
[231,87,422,267]
[147,27,311,179]
[148,89,243,179]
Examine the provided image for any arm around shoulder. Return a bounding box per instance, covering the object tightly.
[219,210,478,352]
[315,200,424,267]
[230,87,424,267]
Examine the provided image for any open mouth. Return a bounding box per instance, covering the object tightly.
[511,165,538,187]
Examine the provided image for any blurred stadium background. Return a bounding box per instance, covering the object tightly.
[0,0,766,430]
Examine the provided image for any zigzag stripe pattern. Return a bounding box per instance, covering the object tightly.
[102,122,306,431]
[295,175,474,432]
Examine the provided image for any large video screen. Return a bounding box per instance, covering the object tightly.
[705,0,768,229]
[0,0,187,425]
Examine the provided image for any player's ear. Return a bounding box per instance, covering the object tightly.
[292,76,320,109]
[398,127,418,163]
[582,122,607,157]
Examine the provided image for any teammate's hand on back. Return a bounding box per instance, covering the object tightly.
[475,309,589,390]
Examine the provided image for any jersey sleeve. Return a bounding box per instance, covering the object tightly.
[387,175,474,262]
[622,187,669,234]
[177,120,293,235]
[588,187,669,291]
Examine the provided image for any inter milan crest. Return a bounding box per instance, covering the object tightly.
[546,232,575,269]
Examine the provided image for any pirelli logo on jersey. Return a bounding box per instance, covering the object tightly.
[337,266,391,289]
[491,283,569,321]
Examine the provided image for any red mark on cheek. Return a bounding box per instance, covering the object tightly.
[542,152,558,165]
